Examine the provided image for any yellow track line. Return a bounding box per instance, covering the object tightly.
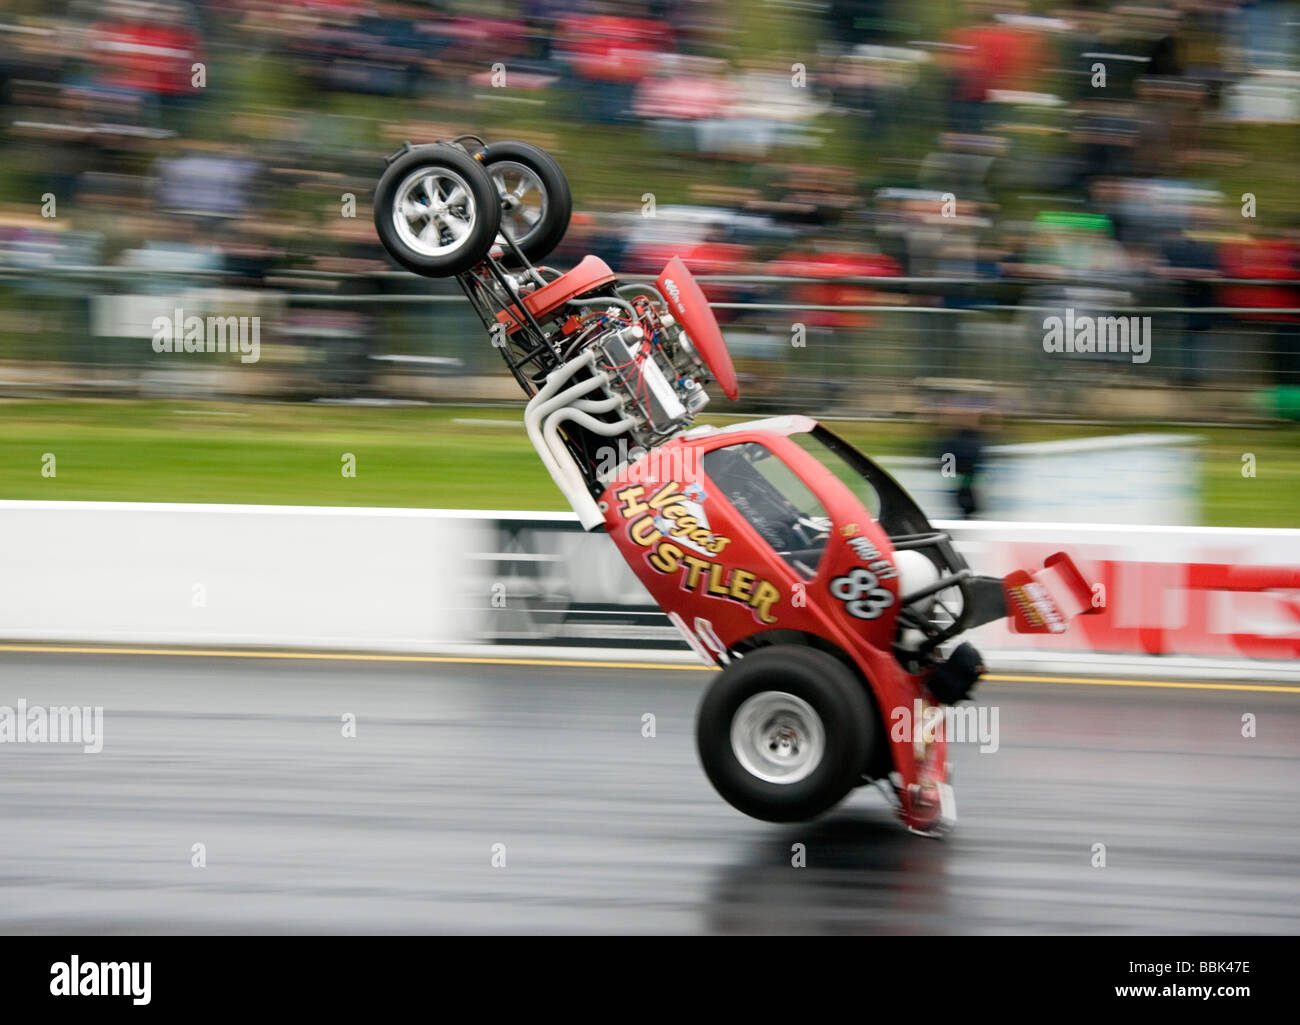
[0,643,712,672]
[0,643,1296,693]
[985,673,1300,694]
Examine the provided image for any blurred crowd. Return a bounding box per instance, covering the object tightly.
[0,0,1298,407]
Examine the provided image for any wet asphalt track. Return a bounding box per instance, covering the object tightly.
[1,651,1297,934]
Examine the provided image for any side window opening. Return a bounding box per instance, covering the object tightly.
[791,430,882,519]
[702,442,830,579]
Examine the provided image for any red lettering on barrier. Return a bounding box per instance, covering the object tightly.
[1011,557,1300,659]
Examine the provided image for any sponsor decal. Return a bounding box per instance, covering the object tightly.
[1005,575,1067,634]
[616,482,782,624]
[829,533,897,620]
[830,567,895,620]
[844,534,898,582]
[663,277,684,314]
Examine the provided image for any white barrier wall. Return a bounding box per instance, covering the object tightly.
[0,502,495,650]
[880,433,1199,525]
[2,501,1297,672]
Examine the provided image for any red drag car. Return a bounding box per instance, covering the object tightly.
[372,137,1098,833]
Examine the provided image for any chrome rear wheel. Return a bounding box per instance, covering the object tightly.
[730,691,826,785]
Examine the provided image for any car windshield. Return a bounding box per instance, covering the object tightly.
[701,441,830,579]
[790,428,883,518]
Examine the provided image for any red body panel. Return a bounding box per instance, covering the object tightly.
[599,421,948,828]
[496,255,616,333]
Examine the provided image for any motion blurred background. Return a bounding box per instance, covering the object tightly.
[0,0,1297,524]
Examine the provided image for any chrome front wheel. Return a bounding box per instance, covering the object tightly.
[373,144,501,278]
[392,166,479,259]
[489,160,547,248]
[477,140,571,265]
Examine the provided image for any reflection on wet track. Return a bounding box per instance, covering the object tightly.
[1,652,1296,933]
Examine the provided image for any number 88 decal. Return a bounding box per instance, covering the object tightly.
[829,567,895,620]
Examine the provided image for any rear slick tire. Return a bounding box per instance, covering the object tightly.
[696,645,873,823]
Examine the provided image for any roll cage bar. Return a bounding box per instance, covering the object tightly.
[811,426,1007,659]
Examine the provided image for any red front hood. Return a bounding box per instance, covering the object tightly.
[656,256,738,400]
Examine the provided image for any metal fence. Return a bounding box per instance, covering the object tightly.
[1,265,1296,417]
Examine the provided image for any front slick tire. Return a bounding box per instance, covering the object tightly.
[373,144,501,278]
[696,645,873,823]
